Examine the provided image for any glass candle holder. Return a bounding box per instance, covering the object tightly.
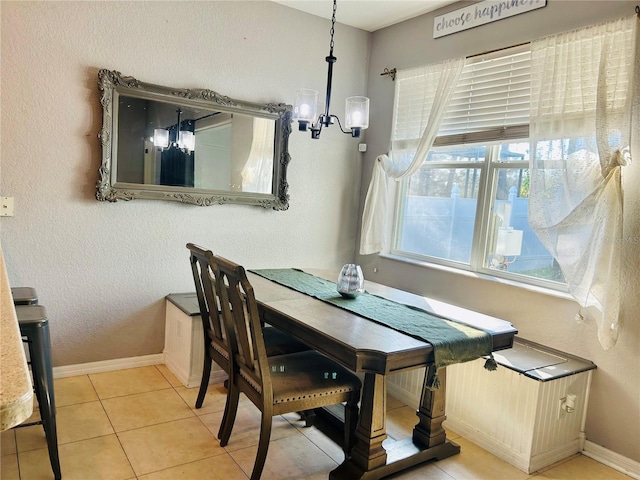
[337,264,365,299]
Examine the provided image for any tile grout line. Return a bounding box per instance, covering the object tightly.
[88,372,140,479]
[169,373,252,480]
[282,412,344,469]
[154,365,250,479]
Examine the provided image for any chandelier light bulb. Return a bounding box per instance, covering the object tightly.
[294,89,318,122]
[179,130,195,153]
[345,96,369,129]
[153,128,170,149]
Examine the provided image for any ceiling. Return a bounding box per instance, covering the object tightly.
[272,0,458,32]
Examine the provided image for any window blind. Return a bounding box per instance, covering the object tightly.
[437,44,531,143]
[391,44,532,149]
[391,63,451,148]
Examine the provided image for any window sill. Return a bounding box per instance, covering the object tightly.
[378,252,575,302]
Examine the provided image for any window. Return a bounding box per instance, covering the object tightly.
[392,45,566,288]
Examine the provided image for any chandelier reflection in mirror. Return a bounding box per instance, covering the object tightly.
[153,108,196,154]
[293,0,369,139]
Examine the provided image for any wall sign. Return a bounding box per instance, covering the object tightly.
[434,0,547,39]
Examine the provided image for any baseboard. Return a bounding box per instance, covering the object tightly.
[529,439,581,473]
[52,354,164,378]
[53,353,227,387]
[583,440,640,480]
[162,353,196,387]
[443,417,532,473]
[162,352,226,387]
[445,417,640,478]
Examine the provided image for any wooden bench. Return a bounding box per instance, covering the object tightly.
[445,338,596,473]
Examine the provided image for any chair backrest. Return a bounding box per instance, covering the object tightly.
[187,243,230,371]
[214,256,273,405]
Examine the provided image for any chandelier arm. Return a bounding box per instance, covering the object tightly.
[310,121,323,139]
[330,114,361,137]
[331,114,349,134]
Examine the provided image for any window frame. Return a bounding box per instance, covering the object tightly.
[391,132,569,292]
[387,42,571,292]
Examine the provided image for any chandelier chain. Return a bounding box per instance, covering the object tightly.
[329,0,336,53]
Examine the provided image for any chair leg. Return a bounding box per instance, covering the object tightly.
[343,393,360,459]
[195,356,213,409]
[218,382,240,446]
[28,324,61,480]
[250,412,273,480]
[299,409,316,427]
[41,414,61,480]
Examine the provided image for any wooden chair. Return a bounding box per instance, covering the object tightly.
[187,244,310,426]
[214,256,362,480]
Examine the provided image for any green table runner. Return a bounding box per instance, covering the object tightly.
[251,268,496,389]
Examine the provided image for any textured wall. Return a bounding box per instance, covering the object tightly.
[2,0,638,468]
[356,1,640,464]
[0,1,369,365]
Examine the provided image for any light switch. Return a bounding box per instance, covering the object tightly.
[1,197,14,217]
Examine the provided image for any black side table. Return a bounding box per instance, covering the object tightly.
[11,287,38,306]
[12,288,61,480]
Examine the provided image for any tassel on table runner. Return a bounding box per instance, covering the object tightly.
[484,353,498,371]
[426,368,441,391]
[426,354,498,391]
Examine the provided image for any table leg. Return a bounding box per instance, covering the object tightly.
[351,373,388,468]
[330,372,387,479]
[330,366,459,480]
[413,365,447,448]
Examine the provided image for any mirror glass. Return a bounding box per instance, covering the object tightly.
[97,70,292,209]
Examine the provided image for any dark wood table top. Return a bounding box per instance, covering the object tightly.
[248,269,517,375]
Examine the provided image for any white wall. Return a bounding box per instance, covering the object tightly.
[0,2,368,364]
[356,0,640,464]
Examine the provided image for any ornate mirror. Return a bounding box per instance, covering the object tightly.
[96,70,292,209]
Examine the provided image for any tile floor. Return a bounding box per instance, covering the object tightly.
[0,365,632,480]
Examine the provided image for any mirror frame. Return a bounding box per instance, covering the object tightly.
[96,69,292,210]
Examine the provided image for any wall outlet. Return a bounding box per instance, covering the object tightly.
[558,397,566,419]
[1,197,14,217]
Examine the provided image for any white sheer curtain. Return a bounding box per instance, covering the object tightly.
[359,58,465,255]
[529,15,638,349]
[241,117,274,193]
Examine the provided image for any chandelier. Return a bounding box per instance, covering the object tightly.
[153,108,195,154]
[293,0,370,139]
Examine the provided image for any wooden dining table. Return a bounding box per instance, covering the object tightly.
[248,269,517,480]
